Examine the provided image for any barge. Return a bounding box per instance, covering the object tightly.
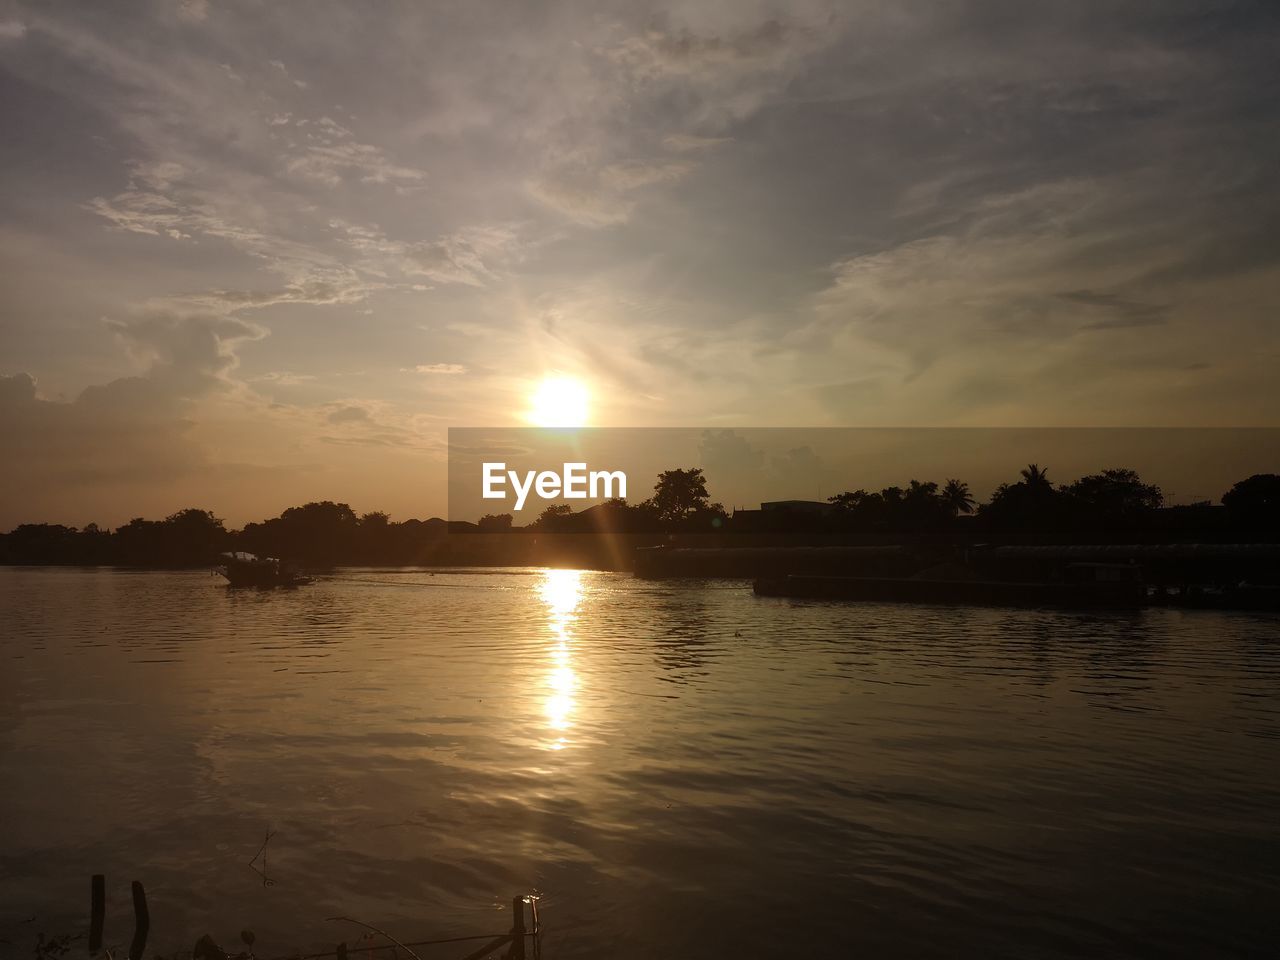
[753,573,1146,608]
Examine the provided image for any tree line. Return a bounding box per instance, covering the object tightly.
[525,465,1277,539]
[2,468,1277,567]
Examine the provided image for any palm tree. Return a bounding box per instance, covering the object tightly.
[941,479,975,516]
[1020,463,1052,491]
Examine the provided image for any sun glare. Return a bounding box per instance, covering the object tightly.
[528,376,590,428]
[538,569,584,748]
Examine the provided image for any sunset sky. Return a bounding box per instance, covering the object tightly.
[2,1,1278,527]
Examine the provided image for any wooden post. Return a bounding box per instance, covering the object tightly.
[508,897,525,960]
[89,875,105,953]
[128,881,150,960]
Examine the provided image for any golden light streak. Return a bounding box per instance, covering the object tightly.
[537,569,584,748]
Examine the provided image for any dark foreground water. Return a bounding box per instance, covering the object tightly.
[2,567,1279,959]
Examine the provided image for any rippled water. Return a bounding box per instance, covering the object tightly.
[2,567,1280,959]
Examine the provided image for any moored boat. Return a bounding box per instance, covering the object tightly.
[753,574,1147,607]
[215,551,314,588]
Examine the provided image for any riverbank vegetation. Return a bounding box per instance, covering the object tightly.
[2,468,1277,567]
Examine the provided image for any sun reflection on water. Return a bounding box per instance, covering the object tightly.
[537,569,583,749]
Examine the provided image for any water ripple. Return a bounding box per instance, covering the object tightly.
[0,567,1278,958]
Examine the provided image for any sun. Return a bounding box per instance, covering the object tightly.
[528,376,590,427]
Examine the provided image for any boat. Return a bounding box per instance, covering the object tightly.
[634,544,915,579]
[753,574,1147,607]
[1145,582,1280,611]
[215,551,314,588]
[754,563,1147,608]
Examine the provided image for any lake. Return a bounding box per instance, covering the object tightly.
[2,567,1279,959]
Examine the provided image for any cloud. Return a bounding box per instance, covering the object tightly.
[0,312,276,525]
[266,59,307,89]
[87,158,517,311]
[796,165,1280,423]
[612,17,794,75]
[406,363,467,375]
[105,312,267,392]
[328,218,527,287]
[0,371,204,488]
[326,405,372,424]
[807,177,1180,374]
[317,399,428,450]
[85,161,386,310]
[769,445,831,496]
[177,0,208,22]
[254,371,316,386]
[530,159,692,225]
[0,313,258,519]
[284,117,427,189]
[662,133,733,152]
[0,19,27,39]
[699,428,765,484]
[0,372,37,403]
[1058,290,1170,330]
[401,226,524,285]
[191,279,376,310]
[0,362,327,529]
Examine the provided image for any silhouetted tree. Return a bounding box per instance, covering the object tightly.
[1064,468,1163,517]
[899,480,946,528]
[981,464,1066,532]
[478,513,514,531]
[686,500,729,531]
[2,524,84,564]
[1223,474,1280,517]
[828,489,870,512]
[652,468,711,524]
[905,480,937,502]
[829,488,892,529]
[164,509,228,560]
[241,500,358,565]
[623,498,664,533]
[591,498,640,530]
[1020,463,1052,490]
[114,509,227,565]
[532,504,573,531]
[828,481,955,531]
[1222,473,1280,537]
[355,511,393,561]
[9,464,1280,568]
[941,479,975,516]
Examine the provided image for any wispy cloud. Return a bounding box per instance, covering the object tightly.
[405,363,467,375]
[284,116,426,189]
[177,0,208,23]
